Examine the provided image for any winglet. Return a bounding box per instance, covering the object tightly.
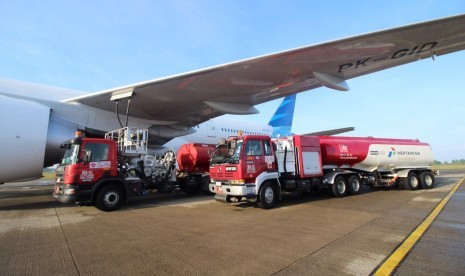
[268,94,296,138]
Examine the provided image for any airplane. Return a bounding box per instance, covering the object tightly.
[163,93,353,150]
[1,14,465,184]
[163,95,294,150]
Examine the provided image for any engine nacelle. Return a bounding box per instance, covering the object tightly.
[0,96,50,183]
[44,115,80,167]
[0,96,79,183]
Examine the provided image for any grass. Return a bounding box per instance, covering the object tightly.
[42,171,56,180]
[432,164,465,170]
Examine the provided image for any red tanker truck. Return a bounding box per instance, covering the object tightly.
[208,134,436,209]
[176,143,215,193]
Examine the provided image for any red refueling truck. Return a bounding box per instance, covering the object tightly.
[176,143,215,193]
[53,128,213,211]
[208,134,436,209]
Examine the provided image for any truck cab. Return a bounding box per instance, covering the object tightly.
[53,137,123,209]
[208,135,279,208]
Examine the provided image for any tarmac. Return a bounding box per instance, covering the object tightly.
[0,170,464,275]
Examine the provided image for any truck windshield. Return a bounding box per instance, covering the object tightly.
[61,144,80,165]
[210,139,243,164]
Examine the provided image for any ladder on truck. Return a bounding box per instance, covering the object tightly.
[105,127,148,155]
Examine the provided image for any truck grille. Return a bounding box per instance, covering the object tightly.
[210,172,234,178]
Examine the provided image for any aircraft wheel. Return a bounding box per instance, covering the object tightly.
[419,171,435,189]
[332,176,347,197]
[347,175,361,195]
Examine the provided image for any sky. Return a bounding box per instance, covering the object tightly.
[0,0,464,162]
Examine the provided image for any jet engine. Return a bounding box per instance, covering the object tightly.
[0,96,77,183]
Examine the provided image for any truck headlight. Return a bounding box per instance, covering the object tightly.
[63,185,77,196]
[231,179,245,185]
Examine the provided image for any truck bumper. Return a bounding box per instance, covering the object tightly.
[209,182,257,203]
[53,192,77,204]
[53,184,91,205]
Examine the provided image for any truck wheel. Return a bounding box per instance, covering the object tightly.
[96,184,123,212]
[257,182,276,209]
[180,178,200,194]
[347,175,361,195]
[332,176,347,197]
[419,172,435,189]
[402,172,420,190]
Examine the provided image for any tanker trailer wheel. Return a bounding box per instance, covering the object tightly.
[257,182,276,209]
[332,176,348,197]
[180,177,200,194]
[402,172,420,190]
[96,184,123,211]
[347,175,361,195]
[419,171,435,189]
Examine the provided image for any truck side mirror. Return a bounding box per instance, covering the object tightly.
[218,138,226,145]
[229,140,236,149]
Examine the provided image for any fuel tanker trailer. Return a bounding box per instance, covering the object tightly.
[176,143,215,193]
[209,134,436,209]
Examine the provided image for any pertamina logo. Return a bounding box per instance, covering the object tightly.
[388,147,396,158]
[388,147,420,158]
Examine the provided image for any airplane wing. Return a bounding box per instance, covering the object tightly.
[303,127,355,136]
[64,14,465,129]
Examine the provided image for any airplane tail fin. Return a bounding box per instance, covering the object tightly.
[268,94,296,138]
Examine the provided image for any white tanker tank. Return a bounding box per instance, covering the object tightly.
[318,136,434,172]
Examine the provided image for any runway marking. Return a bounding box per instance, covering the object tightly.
[373,176,465,276]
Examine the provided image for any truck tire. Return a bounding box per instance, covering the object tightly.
[419,171,435,189]
[332,176,347,197]
[257,182,276,209]
[96,184,123,212]
[402,172,420,190]
[347,175,361,195]
[181,184,199,194]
